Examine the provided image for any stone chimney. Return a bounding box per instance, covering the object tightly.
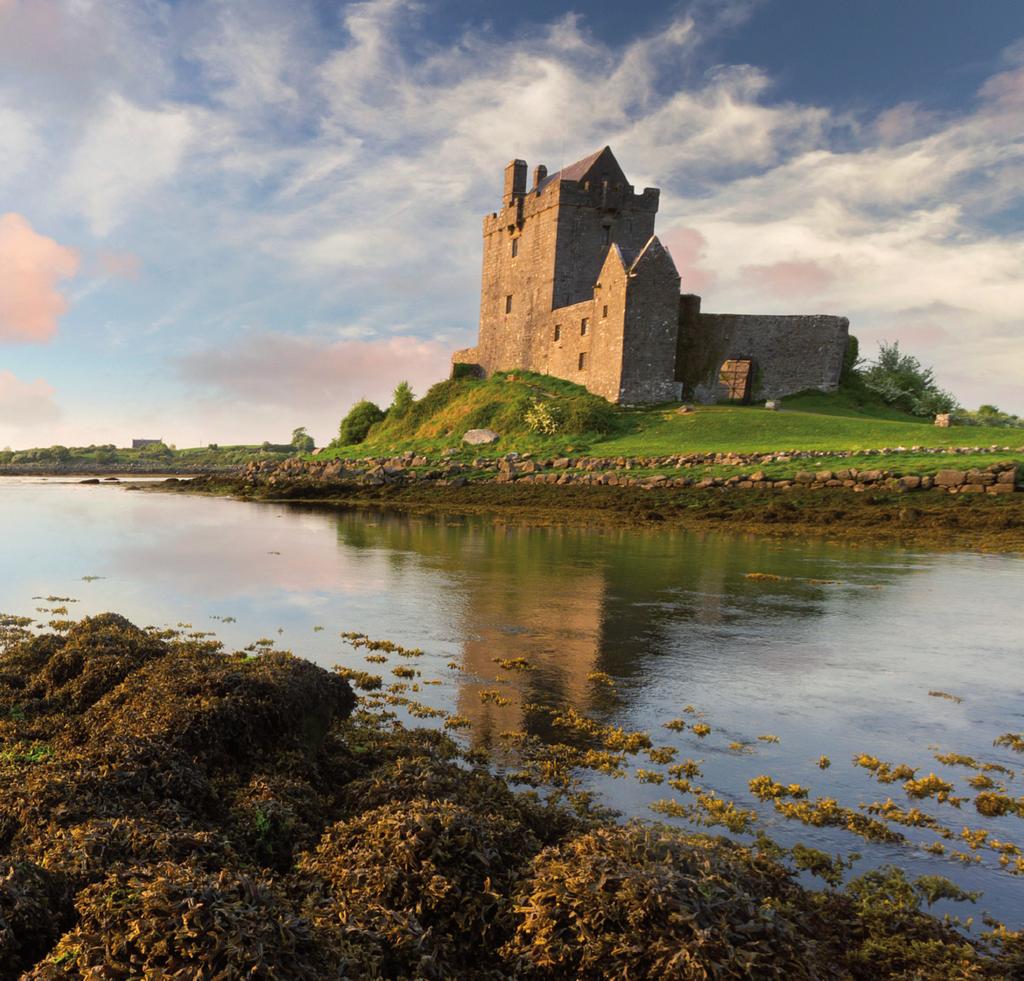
[503,159,528,206]
[533,164,547,188]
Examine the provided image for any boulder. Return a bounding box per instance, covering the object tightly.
[462,429,500,446]
[935,469,966,487]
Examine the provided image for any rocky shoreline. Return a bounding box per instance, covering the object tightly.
[237,448,1021,496]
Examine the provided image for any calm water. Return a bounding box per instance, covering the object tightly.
[2,477,1023,924]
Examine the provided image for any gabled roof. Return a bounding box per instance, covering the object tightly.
[536,146,628,192]
[628,235,678,277]
[598,237,678,280]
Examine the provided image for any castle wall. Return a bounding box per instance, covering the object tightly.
[677,302,849,402]
[619,240,684,404]
[551,181,658,309]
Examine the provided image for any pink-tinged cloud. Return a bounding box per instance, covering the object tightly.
[739,260,835,299]
[96,250,142,279]
[890,322,951,348]
[0,213,79,343]
[659,227,717,294]
[178,332,453,413]
[0,370,61,431]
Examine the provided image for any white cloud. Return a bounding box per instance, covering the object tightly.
[2,0,1023,439]
[60,93,194,236]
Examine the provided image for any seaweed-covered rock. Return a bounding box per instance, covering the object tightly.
[228,772,326,870]
[70,647,355,764]
[340,755,583,846]
[32,817,234,889]
[504,824,822,979]
[22,614,169,716]
[31,863,340,979]
[301,798,540,977]
[0,861,73,976]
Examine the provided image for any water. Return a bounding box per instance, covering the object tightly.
[2,476,1023,925]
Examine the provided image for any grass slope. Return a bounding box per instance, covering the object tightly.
[322,373,1023,465]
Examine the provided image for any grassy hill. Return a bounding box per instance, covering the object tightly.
[320,372,1023,471]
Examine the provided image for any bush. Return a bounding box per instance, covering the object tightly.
[859,342,958,417]
[525,398,559,435]
[336,400,385,446]
[524,394,616,436]
[954,405,1024,429]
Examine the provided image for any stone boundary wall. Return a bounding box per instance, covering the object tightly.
[237,451,1021,496]
[679,311,849,403]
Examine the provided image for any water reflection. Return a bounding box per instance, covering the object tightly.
[1,480,1023,924]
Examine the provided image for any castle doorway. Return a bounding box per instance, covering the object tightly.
[719,360,753,403]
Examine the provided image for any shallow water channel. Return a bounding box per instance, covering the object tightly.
[2,477,1023,925]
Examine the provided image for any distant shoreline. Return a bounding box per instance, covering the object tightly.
[159,473,1024,553]
[0,463,237,477]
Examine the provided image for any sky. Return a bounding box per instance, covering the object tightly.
[0,0,1022,448]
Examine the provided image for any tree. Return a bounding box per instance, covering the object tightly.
[290,426,315,454]
[337,400,385,445]
[390,381,415,418]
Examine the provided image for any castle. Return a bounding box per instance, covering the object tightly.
[452,146,849,404]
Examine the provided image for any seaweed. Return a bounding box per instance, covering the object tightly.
[1,613,1021,978]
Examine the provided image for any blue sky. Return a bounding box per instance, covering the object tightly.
[1,0,1022,447]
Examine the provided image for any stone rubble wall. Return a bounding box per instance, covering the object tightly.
[240,448,1021,496]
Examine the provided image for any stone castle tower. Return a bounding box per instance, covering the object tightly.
[453,146,849,405]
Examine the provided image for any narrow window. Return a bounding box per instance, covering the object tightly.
[602,304,608,319]
[580,317,589,336]
[505,295,513,314]
[511,238,518,257]
[603,226,610,245]
[578,352,586,370]
[553,324,561,341]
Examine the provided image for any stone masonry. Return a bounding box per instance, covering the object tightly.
[453,146,849,404]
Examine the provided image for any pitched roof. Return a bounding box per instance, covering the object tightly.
[535,146,625,192]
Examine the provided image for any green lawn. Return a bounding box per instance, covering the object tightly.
[589,402,1023,458]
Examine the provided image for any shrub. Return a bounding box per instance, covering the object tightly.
[337,400,385,446]
[859,341,958,417]
[525,398,560,435]
[560,394,616,434]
